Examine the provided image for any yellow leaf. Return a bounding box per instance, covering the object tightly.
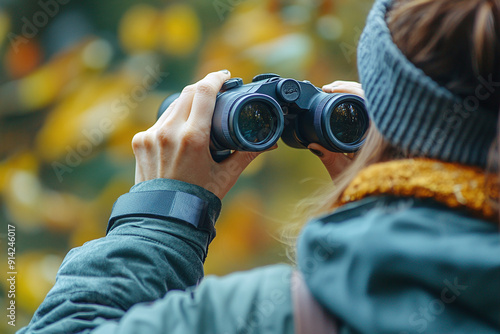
[15,253,63,313]
[160,4,201,56]
[0,10,10,47]
[119,5,160,53]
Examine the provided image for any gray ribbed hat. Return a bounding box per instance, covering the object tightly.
[357,0,498,167]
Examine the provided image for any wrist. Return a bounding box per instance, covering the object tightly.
[130,178,222,224]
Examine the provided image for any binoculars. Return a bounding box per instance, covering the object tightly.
[158,74,369,162]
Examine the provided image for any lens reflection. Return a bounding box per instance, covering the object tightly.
[238,102,275,143]
[330,103,365,144]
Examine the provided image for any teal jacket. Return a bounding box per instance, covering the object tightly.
[18,179,500,333]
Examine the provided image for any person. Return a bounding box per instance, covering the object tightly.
[19,0,500,333]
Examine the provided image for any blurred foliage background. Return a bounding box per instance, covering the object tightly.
[0,0,372,331]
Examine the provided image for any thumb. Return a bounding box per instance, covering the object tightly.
[220,143,278,175]
[308,143,353,179]
[221,150,262,175]
[211,150,269,199]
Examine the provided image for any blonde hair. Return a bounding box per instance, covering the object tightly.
[285,0,500,261]
[284,125,392,262]
[300,126,389,217]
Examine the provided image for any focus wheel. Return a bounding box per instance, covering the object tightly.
[252,73,281,82]
[221,78,243,91]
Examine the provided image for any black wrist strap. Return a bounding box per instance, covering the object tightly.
[107,190,211,235]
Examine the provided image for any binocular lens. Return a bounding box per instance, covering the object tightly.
[211,93,284,153]
[330,102,366,144]
[238,102,276,144]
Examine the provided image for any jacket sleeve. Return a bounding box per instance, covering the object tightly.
[91,264,294,334]
[17,178,234,333]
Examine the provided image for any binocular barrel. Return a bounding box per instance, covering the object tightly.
[157,74,369,162]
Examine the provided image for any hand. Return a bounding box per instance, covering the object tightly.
[308,80,365,180]
[322,80,365,98]
[131,70,269,199]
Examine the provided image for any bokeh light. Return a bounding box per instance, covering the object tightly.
[0,0,372,332]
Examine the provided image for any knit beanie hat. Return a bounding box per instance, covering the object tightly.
[357,0,498,168]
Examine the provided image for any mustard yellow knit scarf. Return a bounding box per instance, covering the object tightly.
[338,159,499,221]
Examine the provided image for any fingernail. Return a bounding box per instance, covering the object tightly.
[220,69,230,74]
[309,148,324,157]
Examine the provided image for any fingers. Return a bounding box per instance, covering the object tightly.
[308,143,355,162]
[221,150,261,175]
[308,143,329,159]
[154,85,196,130]
[188,70,231,131]
[131,130,159,183]
[322,80,365,98]
[153,70,230,132]
[322,80,362,91]
[150,98,178,132]
[308,143,354,180]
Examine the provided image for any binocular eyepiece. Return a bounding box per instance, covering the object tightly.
[158,74,369,162]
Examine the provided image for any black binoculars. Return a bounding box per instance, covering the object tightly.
[158,74,369,162]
